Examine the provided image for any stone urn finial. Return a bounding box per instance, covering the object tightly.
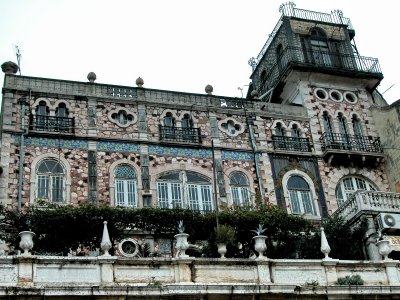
[87,72,96,83]
[251,90,259,99]
[136,77,144,87]
[205,84,213,95]
[320,227,332,260]
[100,221,112,256]
[1,61,19,75]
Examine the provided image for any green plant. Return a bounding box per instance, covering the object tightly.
[214,224,235,244]
[337,275,364,285]
[177,220,185,233]
[251,224,266,236]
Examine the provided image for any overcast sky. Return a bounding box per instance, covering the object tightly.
[0,0,398,104]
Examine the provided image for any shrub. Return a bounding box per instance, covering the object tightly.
[337,275,364,285]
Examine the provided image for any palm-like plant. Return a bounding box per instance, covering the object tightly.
[251,224,267,236]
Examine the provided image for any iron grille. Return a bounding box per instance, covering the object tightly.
[159,126,202,144]
[272,136,312,152]
[259,46,381,95]
[30,115,75,134]
[320,133,383,153]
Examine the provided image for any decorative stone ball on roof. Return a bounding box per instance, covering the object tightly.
[251,90,259,98]
[136,77,144,87]
[87,72,97,83]
[1,61,19,74]
[205,84,213,95]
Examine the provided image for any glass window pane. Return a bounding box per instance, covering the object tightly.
[51,176,64,202]
[289,191,301,214]
[200,185,213,212]
[188,184,199,211]
[157,182,169,208]
[301,191,315,215]
[115,165,136,179]
[37,175,49,199]
[126,180,136,207]
[287,176,309,190]
[115,179,125,206]
[171,183,183,208]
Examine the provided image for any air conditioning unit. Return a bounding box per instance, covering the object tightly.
[377,213,400,231]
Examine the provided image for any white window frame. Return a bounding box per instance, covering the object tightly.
[156,171,213,212]
[336,176,377,206]
[282,170,320,218]
[115,179,137,207]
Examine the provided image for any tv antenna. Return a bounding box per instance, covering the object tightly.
[14,45,21,75]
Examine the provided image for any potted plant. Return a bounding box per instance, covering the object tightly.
[251,224,267,260]
[214,224,235,258]
[174,220,189,258]
[18,213,35,256]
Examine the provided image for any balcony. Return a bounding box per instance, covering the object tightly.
[29,115,75,134]
[159,126,202,144]
[319,133,384,166]
[333,191,400,223]
[259,46,382,96]
[272,135,312,152]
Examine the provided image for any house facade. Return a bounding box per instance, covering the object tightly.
[0,3,398,259]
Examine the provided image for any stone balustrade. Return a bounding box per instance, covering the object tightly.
[334,191,400,222]
[3,74,307,118]
[0,256,399,298]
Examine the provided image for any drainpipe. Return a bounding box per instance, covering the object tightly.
[17,93,29,211]
[246,115,263,198]
[211,139,219,228]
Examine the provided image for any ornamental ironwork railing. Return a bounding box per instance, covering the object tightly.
[320,133,383,153]
[333,191,400,222]
[30,115,75,134]
[159,126,202,144]
[252,3,353,70]
[259,46,381,95]
[272,135,312,152]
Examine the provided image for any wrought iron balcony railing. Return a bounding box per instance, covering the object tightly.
[333,191,400,222]
[259,46,382,95]
[272,135,312,152]
[159,126,202,144]
[29,115,75,134]
[320,133,383,153]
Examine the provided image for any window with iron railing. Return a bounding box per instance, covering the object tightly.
[30,115,75,134]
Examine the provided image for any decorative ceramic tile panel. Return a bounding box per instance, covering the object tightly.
[148,145,212,158]
[222,151,253,161]
[97,141,140,152]
[24,137,88,150]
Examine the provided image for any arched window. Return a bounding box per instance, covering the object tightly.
[291,124,301,138]
[336,176,377,206]
[352,115,363,137]
[260,70,267,84]
[157,170,213,212]
[56,103,70,132]
[309,28,331,66]
[230,172,250,207]
[35,101,50,130]
[337,113,350,149]
[287,175,316,215]
[276,44,284,72]
[56,103,68,118]
[275,122,285,136]
[114,165,137,207]
[164,112,175,127]
[36,159,65,203]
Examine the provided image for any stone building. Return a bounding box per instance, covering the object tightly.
[0,3,399,260]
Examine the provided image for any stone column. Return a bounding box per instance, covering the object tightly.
[365,215,380,260]
[322,259,339,285]
[384,260,400,284]
[16,256,34,286]
[256,260,271,284]
[98,257,116,284]
[87,97,97,137]
[138,104,148,141]
[209,112,220,147]
[173,258,193,283]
